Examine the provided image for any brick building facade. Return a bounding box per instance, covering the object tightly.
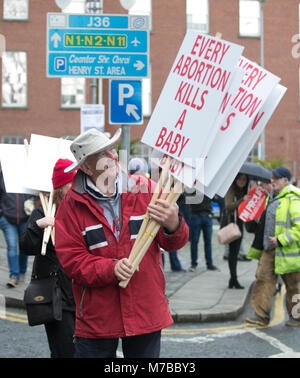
[0,0,299,179]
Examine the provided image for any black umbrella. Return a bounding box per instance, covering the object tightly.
[239,162,271,183]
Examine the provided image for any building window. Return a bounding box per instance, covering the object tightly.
[2,51,27,108]
[61,77,85,108]
[239,0,260,37]
[128,0,152,30]
[63,0,86,13]
[186,0,209,33]
[3,0,28,20]
[1,135,26,144]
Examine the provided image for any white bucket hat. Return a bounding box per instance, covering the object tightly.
[64,128,122,173]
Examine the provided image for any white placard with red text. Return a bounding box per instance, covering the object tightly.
[25,134,74,192]
[203,84,286,198]
[197,57,280,188]
[142,31,244,169]
[238,184,266,222]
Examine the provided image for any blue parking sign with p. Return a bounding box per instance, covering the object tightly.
[109,80,143,125]
[54,57,66,71]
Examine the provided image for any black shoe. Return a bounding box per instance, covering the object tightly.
[238,254,250,262]
[207,264,218,271]
[228,278,244,289]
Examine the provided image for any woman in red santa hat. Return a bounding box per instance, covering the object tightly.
[20,159,77,358]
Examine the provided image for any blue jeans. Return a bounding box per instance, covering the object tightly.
[189,214,213,267]
[0,215,28,280]
[162,250,184,271]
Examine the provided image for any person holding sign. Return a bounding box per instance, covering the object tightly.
[246,167,300,327]
[54,128,189,358]
[224,173,249,289]
[20,159,77,358]
[0,168,35,288]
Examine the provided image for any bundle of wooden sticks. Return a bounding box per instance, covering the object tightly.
[119,157,184,288]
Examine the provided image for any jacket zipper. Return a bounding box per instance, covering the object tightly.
[79,287,86,318]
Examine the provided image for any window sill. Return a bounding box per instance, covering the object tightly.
[1,106,28,110]
[2,18,29,22]
[238,33,260,39]
[59,107,81,110]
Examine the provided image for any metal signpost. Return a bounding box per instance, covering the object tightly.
[47,13,149,78]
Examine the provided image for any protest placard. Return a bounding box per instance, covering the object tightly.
[238,184,266,222]
[141,31,244,167]
[0,144,38,195]
[149,66,245,189]
[25,134,74,193]
[203,84,286,198]
[197,57,280,190]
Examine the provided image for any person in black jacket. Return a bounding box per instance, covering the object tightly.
[0,169,34,287]
[20,159,77,358]
[188,194,218,271]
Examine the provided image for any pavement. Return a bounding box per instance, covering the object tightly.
[0,221,257,323]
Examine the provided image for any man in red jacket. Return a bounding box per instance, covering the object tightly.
[55,128,189,358]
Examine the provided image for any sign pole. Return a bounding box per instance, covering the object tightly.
[121,124,131,165]
[86,0,103,105]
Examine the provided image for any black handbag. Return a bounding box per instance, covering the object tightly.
[23,273,62,327]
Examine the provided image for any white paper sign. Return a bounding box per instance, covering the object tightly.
[142,31,244,165]
[25,134,74,192]
[0,144,38,194]
[202,84,286,198]
[80,104,105,134]
[198,57,280,189]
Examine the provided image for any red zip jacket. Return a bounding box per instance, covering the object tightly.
[55,171,189,339]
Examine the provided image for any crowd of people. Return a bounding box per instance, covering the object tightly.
[0,128,299,358]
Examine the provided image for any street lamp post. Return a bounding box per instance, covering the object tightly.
[258,0,266,160]
[85,0,103,104]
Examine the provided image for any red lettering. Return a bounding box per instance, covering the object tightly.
[155,127,167,147]
[197,89,208,111]
[181,56,191,77]
[220,112,236,131]
[190,35,202,55]
[251,111,264,130]
[161,131,173,152]
[219,92,232,114]
[170,134,181,154]
[173,54,184,75]
[174,81,188,103]
[174,109,187,130]
[178,136,190,157]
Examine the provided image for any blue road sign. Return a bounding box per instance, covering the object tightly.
[48,52,148,77]
[109,80,143,125]
[47,13,149,79]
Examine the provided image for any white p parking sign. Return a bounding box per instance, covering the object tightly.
[54,57,66,71]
